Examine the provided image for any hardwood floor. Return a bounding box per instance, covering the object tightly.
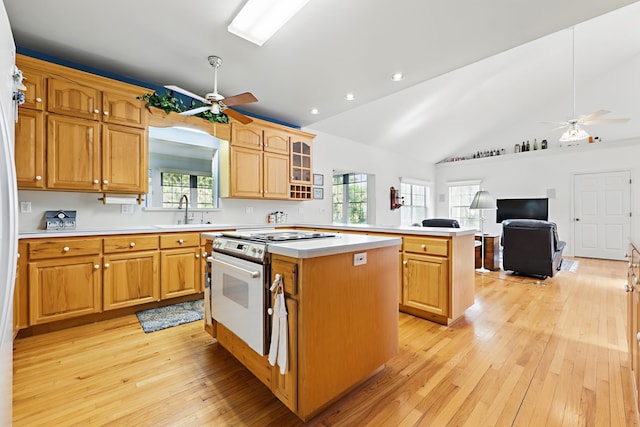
[13,257,639,426]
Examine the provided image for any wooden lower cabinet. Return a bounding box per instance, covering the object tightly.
[159,233,201,299]
[402,253,449,317]
[29,255,102,325]
[627,242,640,409]
[103,251,160,310]
[15,108,45,189]
[400,234,475,325]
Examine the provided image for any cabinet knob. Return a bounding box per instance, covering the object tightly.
[195,254,200,259]
[103,111,109,116]
[626,284,634,292]
[202,251,209,257]
[421,244,427,250]
[35,175,42,181]
[35,97,42,103]
[636,332,640,343]
[94,264,100,269]
[103,179,109,184]
[403,260,407,265]
[130,242,136,248]
[104,263,110,268]
[94,179,99,184]
[94,109,100,114]
[634,276,638,285]
[178,239,184,244]
[63,246,70,252]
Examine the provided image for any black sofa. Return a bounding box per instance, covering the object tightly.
[422,218,460,228]
[501,219,566,278]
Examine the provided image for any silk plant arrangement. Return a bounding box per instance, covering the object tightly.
[138,91,229,124]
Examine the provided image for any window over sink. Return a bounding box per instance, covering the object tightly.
[146,126,220,210]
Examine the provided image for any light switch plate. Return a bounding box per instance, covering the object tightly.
[20,201,31,213]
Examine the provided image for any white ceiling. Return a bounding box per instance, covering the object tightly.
[5,0,640,163]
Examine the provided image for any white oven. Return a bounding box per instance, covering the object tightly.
[209,251,267,355]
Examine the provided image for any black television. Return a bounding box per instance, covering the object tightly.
[496,198,548,223]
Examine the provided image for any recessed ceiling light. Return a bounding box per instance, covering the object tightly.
[391,72,404,82]
[345,93,355,101]
[310,108,319,115]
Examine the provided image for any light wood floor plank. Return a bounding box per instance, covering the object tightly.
[13,257,640,426]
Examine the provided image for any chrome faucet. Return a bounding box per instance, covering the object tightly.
[178,194,189,224]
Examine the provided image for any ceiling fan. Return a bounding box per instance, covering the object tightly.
[544,27,629,142]
[165,55,257,125]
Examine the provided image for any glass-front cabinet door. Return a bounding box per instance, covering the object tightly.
[290,136,312,184]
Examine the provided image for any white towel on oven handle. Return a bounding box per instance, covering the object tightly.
[268,274,288,374]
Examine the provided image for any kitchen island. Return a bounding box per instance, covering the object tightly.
[203,232,402,421]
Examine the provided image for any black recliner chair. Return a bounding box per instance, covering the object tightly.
[422,218,460,228]
[501,219,565,278]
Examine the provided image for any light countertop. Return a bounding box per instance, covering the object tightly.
[201,231,403,259]
[18,223,475,239]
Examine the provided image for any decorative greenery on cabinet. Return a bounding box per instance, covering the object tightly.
[138,91,229,124]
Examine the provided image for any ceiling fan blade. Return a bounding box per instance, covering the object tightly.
[539,121,569,125]
[578,109,611,122]
[164,85,210,104]
[224,107,253,124]
[179,106,211,116]
[582,118,630,125]
[222,92,258,107]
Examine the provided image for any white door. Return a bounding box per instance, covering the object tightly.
[574,171,631,260]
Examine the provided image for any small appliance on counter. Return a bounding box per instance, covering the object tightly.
[267,211,287,224]
[44,210,77,231]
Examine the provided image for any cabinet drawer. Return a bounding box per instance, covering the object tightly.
[103,235,159,253]
[403,236,449,257]
[29,238,102,260]
[160,233,200,249]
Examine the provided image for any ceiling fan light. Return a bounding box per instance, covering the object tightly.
[559,125,590,142]
[228,0,312,46]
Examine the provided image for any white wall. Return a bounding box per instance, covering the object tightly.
[17,129,436,231]
[434,138,640,255]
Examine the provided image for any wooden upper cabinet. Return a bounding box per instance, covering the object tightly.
[102,124,148,193]
[263,127,290,155]
[48,77,101,121]
[19,66,46,110]
[230,146,263,198]
[15,108,45,189]
[231,122,262,149]
[102,90,146,128]
[264,152,289,199]
[290,136,312,184]
[47,114,101,191]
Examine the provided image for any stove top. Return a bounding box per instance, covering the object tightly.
[211,230,335,262]
[221,230,335,242]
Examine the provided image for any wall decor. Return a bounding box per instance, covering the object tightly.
[313,173,324,186]
[313,187,324,199]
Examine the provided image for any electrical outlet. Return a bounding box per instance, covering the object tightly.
[20,201,31,213]
[121,204,134,215]
[353,252,367,266]
[245,206,254,214]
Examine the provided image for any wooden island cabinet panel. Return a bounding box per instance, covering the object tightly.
[403,253,449,317]
[213,244,399,421]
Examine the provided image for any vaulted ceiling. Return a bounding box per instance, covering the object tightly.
[5,0,640,163]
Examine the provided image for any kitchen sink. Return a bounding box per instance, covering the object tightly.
[153,224,218,230]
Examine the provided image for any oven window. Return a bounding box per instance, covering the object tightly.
[222,273,249,308]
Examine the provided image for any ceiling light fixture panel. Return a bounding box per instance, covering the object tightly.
[228,0,312,46]
[391,72,404,81]
[345,93,355,101]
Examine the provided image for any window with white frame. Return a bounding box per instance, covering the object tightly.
[161,171,215,209]
[400,179,431,226]
[332,172,369,224]
[448,181,480,229]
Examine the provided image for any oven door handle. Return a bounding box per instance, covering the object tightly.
[211,258,261,279]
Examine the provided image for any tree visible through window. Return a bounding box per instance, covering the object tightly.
[449,183,480,229]
[161,172,214,209]
[332,173,368,224]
